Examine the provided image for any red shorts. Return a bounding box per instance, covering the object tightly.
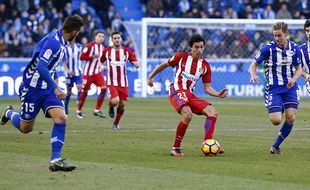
[169,90,211,115]
[82,73,106,90]
[108,85,129,101]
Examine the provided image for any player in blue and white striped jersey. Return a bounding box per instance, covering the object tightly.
[0,15,84,171]
[300,20,310,92]
[62,40,83,115]
[249,22,302,155]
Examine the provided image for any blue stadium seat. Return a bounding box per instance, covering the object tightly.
[111,0,144,20]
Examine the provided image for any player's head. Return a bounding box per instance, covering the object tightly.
[62,15,84,42]
[304,20,310,41]
[111,32,122,47]
[272,22,288,48]
[189,34,205,59]
[94,31,104,44]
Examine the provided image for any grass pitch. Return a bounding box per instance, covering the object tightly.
[0,97,310,190]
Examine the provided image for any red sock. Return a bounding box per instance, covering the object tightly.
[78,91,88,111]
[173,121,188,148]
[95,89,106,110]
[204,117,217,140]
[114,108,124,124]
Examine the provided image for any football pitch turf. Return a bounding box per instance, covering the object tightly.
[0,98,310,190]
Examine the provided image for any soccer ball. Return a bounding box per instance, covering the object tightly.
[201,139,221,156]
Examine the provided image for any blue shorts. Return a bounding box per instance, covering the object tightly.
[264,85,300,113]
[19,83,64,122]
[65,75,82,88]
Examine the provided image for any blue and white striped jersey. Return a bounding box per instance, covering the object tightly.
[300,42,310,73]
[22,29,67,89]
[63,43,83,77]
[255,40,301,86]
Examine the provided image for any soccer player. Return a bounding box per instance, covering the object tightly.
[300,20,310,90]
[249,22,302,155]
[100,32,139,130]
[147,34,227,157]
[77,31,107,119]
[0,15,84,171]
[63,39,83,115]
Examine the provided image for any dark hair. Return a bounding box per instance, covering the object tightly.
[304,20,310,30]
[62,15,84,32]
[189,34,205,47]
[111,31,121,38]
[95,30,104,36]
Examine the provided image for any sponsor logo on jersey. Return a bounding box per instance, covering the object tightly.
[43,49,52,59]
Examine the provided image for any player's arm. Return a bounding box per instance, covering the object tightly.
[62,57,74,77]
[131,61,139,68]
[80,44,99,61]
[147,61,169,87]
[203,83,227,98]
[249,60,260,83]
[127,49,139,68]
[302,70,310,82]
[287,64,302,89]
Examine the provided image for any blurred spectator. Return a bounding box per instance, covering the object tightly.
[296,0,310,18]
[4,26,20,45]
[263,4,275,19]
[162,0,178,16]
[111,12,125,33]
[178,0,190,17]
[223,6,238,19]
[63,2,73,17]
[22,36,35,57]
[0,37,8,57]
[8,38,23,57]
[276,3,292,19]
[147,0,164,17]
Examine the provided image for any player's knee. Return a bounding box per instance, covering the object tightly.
[20,126,33,134]
[271,119,281,126]
[54,114,67,123]
[183,112,193,122]
[286,115,295,125]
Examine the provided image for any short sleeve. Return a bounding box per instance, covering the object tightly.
[255,45,270,64]
[167,53,184,67]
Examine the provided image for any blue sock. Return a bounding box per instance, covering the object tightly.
[77,91,82,105]
[50,123,66,160]
[65,93,71,111]
[6,110,21,130]
[272,122,293,148]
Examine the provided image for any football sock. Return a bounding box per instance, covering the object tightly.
[7,110,21,130]
[76,91,82,105]
[77,91,87,111]
[50,123,66,160]
[114,108,124,124]
[95,89,106,110]
[173,121,188,148]
[64,93,71,111]
[272,121,293,148]
[204,117,216,140]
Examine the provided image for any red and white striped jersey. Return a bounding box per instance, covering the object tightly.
[80,41,104,76]
[100,46,137,87]
[167,52,211,94]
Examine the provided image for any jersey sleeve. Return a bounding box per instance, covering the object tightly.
[167,53,183,67]
[255,45,270,64]
[100,48,107,63]
[127,49,137,62]
[80,43,94,61]
[38,37,60,64]
[293,46,301,67]
[202,61,211,84]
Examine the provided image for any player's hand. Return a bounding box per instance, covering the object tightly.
[134,62,140,68]
[67,70,74,77]
[99,65,107,72]
[147,78,154,87]
[93,53,100,59]
[218,88,228,98]
[250,76,260,83]
[287,78,295,89]
[54,88,66,100]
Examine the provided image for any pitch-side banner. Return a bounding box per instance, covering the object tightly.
[0,58,309,98]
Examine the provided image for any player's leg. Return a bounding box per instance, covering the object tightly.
[112,87,129,130]
[93,73,107,118]
[108,86,120,118]
[75,75,83,106]
[44,92,76,172]
[64,87,72,114]
[271,89,299,154]
[169,91,192,156]
[77,76,91,118]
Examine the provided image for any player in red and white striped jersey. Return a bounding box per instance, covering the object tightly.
[100,32,139,129]
[77,31,107,119]
[147,34,228,157]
